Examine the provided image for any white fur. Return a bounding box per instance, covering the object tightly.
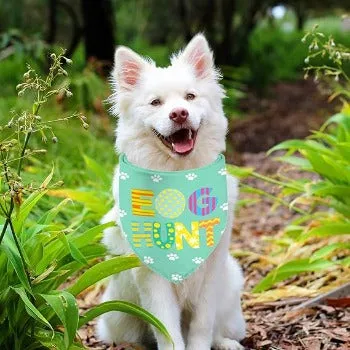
[97,34,246,350]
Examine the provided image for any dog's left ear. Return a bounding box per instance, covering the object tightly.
[180,34,214,79]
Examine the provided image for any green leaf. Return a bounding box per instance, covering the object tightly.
[14,190,48,234]
[300,223,350,241]
[67,256,141,296]
[310,242,350,262]
[253,258,334,293]
[310,183,350,199]
[35,328,66,350]
[40,291,79,348]
[38,198,72,225]
[58,232,88,265]
[12,287,53,331]
[275,155,312,169]
[78,300,173,345]
[226,164,254,178]
[83,154,111,186]
[1,238,32,293]
[268,139,334,157]
[70,221,114,249]
[321,113,348,129]
[48,188,109,214]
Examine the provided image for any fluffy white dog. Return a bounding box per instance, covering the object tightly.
[97,34,246,350]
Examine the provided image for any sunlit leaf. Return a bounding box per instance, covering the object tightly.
[78,300,173,346]
[68,256,141,296]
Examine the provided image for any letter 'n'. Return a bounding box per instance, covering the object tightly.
[175,222,199,250]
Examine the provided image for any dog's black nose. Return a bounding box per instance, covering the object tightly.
[169,108,188,124]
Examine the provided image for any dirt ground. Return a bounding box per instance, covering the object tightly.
[77,80,349,350]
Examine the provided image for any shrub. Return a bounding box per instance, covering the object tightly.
[0,50,171,349]
[228,27,350,296]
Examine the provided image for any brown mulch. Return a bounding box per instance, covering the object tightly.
[77,81,349,349]
[233,154,350,350]
[228,79,337,155]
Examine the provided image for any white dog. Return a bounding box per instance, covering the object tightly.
[97,34,246,350]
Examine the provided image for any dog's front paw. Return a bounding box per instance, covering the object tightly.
[212,338,245,350]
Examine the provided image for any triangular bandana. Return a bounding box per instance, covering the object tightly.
[118,154,228,283]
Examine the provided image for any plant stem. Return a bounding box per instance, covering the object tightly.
[17,131,32,176]
[8,218,32,288]
[251,171,302,192]
[0,218,10,245]
[0,103,39,245]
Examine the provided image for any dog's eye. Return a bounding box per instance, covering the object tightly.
[185,93,196,101]
[150,98,161,106]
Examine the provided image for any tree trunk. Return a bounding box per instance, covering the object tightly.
[295,3,307,31]
[177,0,192,42]
[80,0,116,76]
[232,0,262,66]
[46,0,57,45]
[215,0,236,65]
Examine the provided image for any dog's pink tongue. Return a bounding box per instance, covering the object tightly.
[173,139,194,154]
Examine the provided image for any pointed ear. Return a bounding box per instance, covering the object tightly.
[113,46,147,91]
[180,34,214,79]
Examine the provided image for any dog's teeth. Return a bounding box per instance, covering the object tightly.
[171,142,175,149]
[189,129,192,139]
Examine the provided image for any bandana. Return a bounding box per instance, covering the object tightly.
[118,153,228,283]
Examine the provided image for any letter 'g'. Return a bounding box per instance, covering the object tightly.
[188,187,218,216]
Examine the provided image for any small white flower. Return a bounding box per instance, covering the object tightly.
[220,203,228,211]
[119,171,129,180]
[119,209,127,217]
[218,168,227,176]
[151,174,163,183]
[143,256,154,265]
[192,257,204,264]
[167,253,179,261]
[171,273,183,282]
[185,173,197,181]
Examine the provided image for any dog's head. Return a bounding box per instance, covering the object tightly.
[110,34,227,169]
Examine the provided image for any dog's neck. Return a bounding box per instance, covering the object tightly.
[122,147,219,172]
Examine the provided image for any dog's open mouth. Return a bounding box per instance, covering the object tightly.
[153,128,198,155]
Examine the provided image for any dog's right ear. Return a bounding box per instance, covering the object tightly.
[113,47,147,91]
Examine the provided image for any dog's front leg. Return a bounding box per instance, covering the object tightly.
[185,268,218,350]
[132,267,185,350]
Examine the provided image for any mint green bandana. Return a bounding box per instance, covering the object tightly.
[118,153,228,283]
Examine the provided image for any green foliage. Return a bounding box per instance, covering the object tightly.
[0,51,171,349]
[247,28,307,93]
[233,30,350,294]
[253,109,350,292]
[247,19,350,94]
